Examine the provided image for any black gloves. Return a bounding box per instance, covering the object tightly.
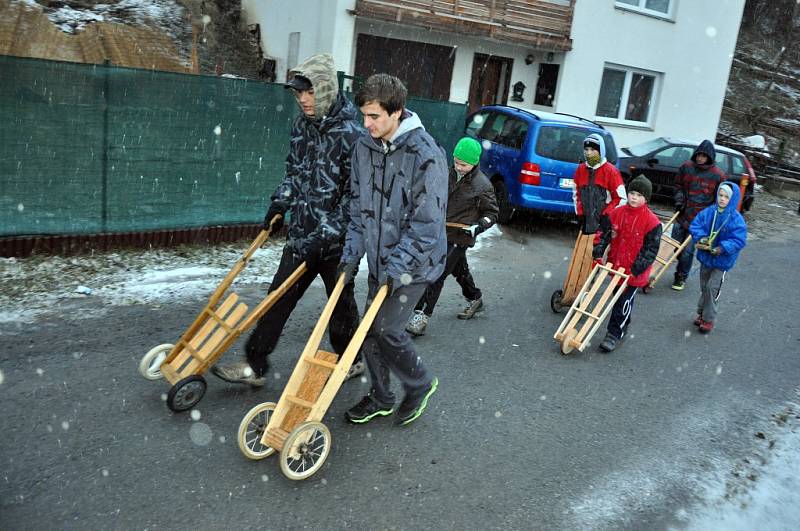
[673,191,685,213]
[385,276,396,295]
[592,244,605,260]
[336,262,358,284]
[263,201,288,231]
[300,238,325,269]
[478,216,492,230]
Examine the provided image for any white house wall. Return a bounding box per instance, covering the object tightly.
[241,0,356,81]
[559,0,745,149]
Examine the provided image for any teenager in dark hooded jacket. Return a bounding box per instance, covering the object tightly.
[670,139,727,291]
[211,53,365,387]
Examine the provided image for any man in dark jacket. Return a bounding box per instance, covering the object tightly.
[406,137,498,336]
[670,140,727,291]
[339,73,447,426]
[211,53,364,387]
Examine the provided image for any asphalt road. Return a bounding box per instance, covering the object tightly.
[2,212,799,530]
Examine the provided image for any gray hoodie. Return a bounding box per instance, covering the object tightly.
[342,110,448,285]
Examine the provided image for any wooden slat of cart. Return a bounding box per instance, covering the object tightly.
[179,301,248,376]
[261,275,347,447]
[161,294,240,384]
[562,264,609,336]
[164,230,270,361]
[278,350,339,437]
[562,233,595,303]
[306,285,389,424]
[572,266,625,347]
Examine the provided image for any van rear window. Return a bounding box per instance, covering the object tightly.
[535,126,617,164]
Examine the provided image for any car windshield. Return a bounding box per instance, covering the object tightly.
[626,137,671,156]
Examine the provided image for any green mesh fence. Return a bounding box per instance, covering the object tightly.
[0,55,466,237]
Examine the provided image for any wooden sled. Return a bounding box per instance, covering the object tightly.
[237,277,389,480]
[551,232,595,312]
[138,216,307,412]
[553,262,630,354]
[643,212,692,293]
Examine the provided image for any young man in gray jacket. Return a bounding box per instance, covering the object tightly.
[338,74,447,426]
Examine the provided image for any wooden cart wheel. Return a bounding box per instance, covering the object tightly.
[139,343,173,380]
[560,329,578,355]
[550,290,564,313]
[237,402,277,460]
[166,375,207,412]
[279,422,332,481]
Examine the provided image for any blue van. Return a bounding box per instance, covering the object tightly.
[465,106,618,223]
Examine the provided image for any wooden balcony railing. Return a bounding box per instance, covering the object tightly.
[354,0,574,51]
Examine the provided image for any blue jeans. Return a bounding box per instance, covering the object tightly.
[671,222,696,281]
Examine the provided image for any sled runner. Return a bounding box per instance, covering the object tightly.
[138,216,306,412]
[642,212,692,293]
[550,231,595,313]
[237,278,388,481]
[553,262,629,354]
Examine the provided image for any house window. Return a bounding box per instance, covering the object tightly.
[616,0,672,18]
[595,65,659,125]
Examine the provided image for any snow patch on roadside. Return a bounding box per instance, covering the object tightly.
[0,240,284,324]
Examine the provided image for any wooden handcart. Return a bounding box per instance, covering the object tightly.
[236,276,388,480]
[553,262,630,354]
[550,231,595,312]
[138,217,307,412]
[642,212,692,293]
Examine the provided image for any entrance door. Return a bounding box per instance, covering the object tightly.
[534,63,560,107]
[468,53,513,113]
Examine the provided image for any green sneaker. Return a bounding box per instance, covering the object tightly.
[671,279,685,291]
[345,395,394,424]
[395,377,439,426]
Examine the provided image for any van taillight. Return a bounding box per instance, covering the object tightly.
[518,162,541,185]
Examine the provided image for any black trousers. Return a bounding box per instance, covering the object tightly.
[245,247,359,377]
[415,243,481,316]
[606,285,637,340]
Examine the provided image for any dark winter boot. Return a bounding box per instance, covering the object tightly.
[599,333,619,353]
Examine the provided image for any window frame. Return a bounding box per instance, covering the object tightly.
[594,64,661,129]
[614,0,674,21]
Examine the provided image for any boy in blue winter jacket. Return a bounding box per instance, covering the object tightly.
[688,182,747,334]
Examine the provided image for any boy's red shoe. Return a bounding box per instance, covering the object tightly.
[693,314,703,326]
[698,320,714,334]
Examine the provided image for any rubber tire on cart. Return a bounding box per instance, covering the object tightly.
[139,343,173,380]
[493,179,514,224]
[166,375,207,412]
[550,290,564,313]
[280,422,332,481]
[238,402,277,460]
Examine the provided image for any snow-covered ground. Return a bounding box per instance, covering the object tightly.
[0,224,504,325]
[0,237,284,324]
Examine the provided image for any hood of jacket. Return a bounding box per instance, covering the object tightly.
[692,140,716,166]
[715,181,741,224]
[289,53,339,119]
[584,132,607,169]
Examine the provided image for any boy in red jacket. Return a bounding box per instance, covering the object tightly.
[592,175,662,352]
